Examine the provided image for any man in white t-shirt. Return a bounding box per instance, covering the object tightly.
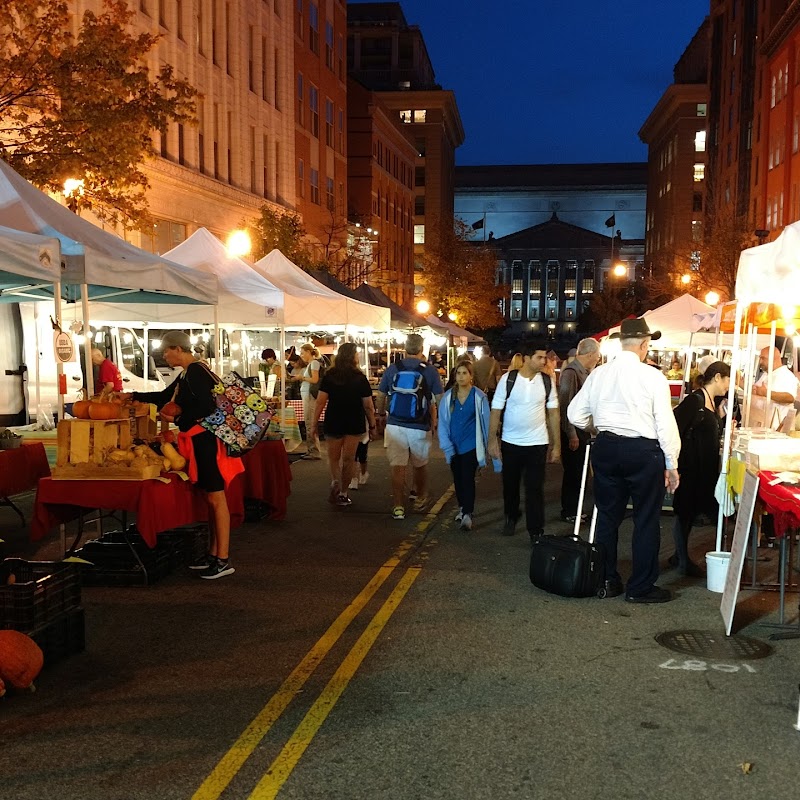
[751,346,800,429]
[488,342,560,542]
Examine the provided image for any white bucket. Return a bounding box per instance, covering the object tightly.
[705,551,731,593]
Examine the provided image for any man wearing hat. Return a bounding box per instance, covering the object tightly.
[567,318,681,603]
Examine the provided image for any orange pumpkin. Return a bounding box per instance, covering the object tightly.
[71,400,92,419]
[0,630,44,691]
[88,401,120,420]
[161,401,181,418]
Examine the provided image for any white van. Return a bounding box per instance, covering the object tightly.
[0,302,165,424]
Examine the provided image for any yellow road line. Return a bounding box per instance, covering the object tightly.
[191,486,451,800]
[248,567,422,800]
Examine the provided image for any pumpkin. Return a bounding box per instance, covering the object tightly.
[161,401,181,418]
[88,401,120,420]
[0,630,44,691]
[71,400,92,419]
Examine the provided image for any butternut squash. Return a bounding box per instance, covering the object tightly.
[0,630,44,692]
[161,442,187,471]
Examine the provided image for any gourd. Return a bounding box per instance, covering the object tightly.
[88,401,120,420]
[160,401,181,418]
[72,400,92,419]
[0,630,44,693]
[161,442,187,471]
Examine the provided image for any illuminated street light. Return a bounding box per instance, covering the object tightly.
[681,273,692,285]
[226,229,251,257]
[447,312,458,322]
[705,291,720,306]
[63,178,84,212]
[612,263,627,278]
[416,299,431,315]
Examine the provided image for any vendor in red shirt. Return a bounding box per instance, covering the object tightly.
[91,348,123,392]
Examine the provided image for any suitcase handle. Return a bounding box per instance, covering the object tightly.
[572,440,592,539]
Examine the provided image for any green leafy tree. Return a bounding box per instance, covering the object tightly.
[577,280,650,335]
[422,217,505,330]
[0,0,196,228]
[248,206,313,267]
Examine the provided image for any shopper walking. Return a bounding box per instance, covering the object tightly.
[130,331,243,579]
[308,343,375,507]
[558,338,601,522]
[487,341,560,542]
[376,333,444,520]
[437,360,491,531]
[669,361,730,577]
[568,318,681,603]
[292,343,322,459]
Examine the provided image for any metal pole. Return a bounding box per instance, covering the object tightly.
[143,325,149,384]
[54,283,64,422]
[214,306,221,375]
[81,283,94,397]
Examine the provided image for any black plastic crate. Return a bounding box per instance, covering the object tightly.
[0,559,82,633]
[30,607,86,667]
[244,499,271,523]
[156,526,209,567]
[76,535,172,587]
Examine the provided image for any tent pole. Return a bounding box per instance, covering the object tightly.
[214,306,221,375]
[766,320,777,428]
[717,300,745,552]
[54,283,64,422]
[81,283,94,397]
[33,301,41,422]
[743,322,756,427]
[143,325,149,384]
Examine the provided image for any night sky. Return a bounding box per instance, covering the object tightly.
[359,0,710,166]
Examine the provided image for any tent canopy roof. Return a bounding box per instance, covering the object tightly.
[0,225,61,299]
[0,159,216,304]
[736,220,800,304]
[351,282,447,333]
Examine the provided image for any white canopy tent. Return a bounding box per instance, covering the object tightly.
[607,294,715,348]
[0,225,62,292]
[254,249,390,332]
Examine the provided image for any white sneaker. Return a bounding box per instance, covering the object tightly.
[460,514,473,531]
[358,470,369,486]
[454,509,464,523]
[348,477,359,491]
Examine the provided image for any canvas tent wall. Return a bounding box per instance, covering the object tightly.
[0,225,61,294]
[254,249,390,332]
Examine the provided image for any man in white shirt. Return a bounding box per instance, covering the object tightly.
[568,318,681,604]
[488,341,560,542]
[751,346,800,429]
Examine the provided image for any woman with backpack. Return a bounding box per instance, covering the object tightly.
[668,360,731,577]
[308,343,376,507]
[437,360,491,531]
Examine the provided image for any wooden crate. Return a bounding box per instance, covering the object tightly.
[51,462,162,481]
[56,419,132,467]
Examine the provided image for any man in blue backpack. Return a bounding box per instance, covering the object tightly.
[377,333,444,520]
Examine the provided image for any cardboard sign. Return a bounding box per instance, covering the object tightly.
[720,469,760,635]
[53,331,76,363]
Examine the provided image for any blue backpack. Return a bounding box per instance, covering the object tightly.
[388,362,430,423]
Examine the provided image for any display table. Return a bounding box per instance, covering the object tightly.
[0,442,51,525]
[265,406,302,451]
[237,439,292,520]
[31,473,245,548]
[285,399,326,421]
[757,470,800,538]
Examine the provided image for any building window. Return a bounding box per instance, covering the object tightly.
[413,110,426,123]
[326,177,334,211]
[295,0,303,40]
[298,159,304,198]
[337,34,344,80]
[415,166,425,186]
[693,163,705,182]
[325,21,334,70]
[297,73,304,125]
[696,103,707,117]
[178,123,185,165]
[693,192,703,212]
[176,0,184,39]
[695,130,706,152]
[309,84,319,137]
[337,108,344,153]
[309,3,319,54]
[323,99,334,148]
[310,168,320,204]
[414,196,425,216]
[414,224,425,244]
[400,110,412,124]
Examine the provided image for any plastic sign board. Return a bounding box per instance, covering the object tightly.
[53,331,77,364]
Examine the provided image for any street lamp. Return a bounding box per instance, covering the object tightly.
[416,299,431,315]
[612,263,627,278]
[447,312,458,322]
[63,178,84,213]
[705,290,720,306]
[681,273,692,285]
[226,229,251,258]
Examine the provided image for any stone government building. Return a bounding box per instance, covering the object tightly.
[454,163,647,345]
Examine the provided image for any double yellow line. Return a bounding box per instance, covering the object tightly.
[192,487,454,800]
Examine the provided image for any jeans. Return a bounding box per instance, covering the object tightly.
[450,449,478,515]
[591,433,665,597]
[500,441,548,536]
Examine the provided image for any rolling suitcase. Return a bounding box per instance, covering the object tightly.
[529,440,606,598]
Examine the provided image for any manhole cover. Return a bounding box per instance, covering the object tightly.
[655,630,773,660]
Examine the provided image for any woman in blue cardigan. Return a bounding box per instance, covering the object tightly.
[437,360,491,531]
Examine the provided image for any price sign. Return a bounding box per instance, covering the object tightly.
[53,331,76,363]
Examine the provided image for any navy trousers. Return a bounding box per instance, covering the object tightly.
[591,433,665,597]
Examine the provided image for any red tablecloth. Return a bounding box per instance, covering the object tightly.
[0,442,51,497]
[238,439,292,520]
[758,470,800,538]
[31,473,244,547]
[285,399,326,421]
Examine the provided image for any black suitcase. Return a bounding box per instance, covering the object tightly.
[529,441,606,598]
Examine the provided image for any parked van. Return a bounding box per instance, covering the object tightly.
[0,302,166,424]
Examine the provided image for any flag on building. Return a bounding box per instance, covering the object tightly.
[604,214,616,228]
[472,218,484,230]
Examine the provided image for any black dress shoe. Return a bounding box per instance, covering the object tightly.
[625,586,673,604]
[666,553,679,568]
[601,579,624,598]
[502,517,517,536]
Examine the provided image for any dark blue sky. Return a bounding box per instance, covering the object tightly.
[380,0,709,166]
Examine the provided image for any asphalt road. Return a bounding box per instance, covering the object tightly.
[1,443,798,800]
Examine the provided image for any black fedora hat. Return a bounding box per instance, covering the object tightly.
[609,317,661,340]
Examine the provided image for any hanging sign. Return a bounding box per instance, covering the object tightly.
[53,331,76,364]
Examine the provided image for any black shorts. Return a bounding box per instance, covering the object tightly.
[191,430,225,493]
